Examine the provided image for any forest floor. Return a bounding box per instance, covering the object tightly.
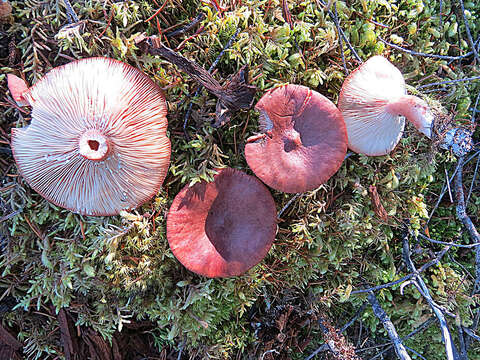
[1,0,480,359]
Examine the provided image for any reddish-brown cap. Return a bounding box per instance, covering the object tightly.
[245,84,347,193]
[11,57,170,216]
[167,168,277,278]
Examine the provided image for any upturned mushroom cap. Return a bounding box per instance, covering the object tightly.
[338,55,433,156]
[245,84,347,193]
[167,168,277,278]
[10,57,170,216]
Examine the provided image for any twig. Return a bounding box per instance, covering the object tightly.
[454,157,480,296]
[182,28,241,138]
[439,0,443,29]
[472,91,480,124]
[445,167,454,203]
[457,320,468,360]
[316,0,362,62]
[352,244,450,295]
[334,3,348,74]
[417,76,480,89]
[466,153,480,204]
[145,0,169,23]
[340,301,368,333]
[418,233,480,248]
[139,32,256,129]
[165,13,205,38]
[351,274,413,295]
[404,345,427,360]
[457,0,480,63]
[426,150,480,226]
[402,232,458,360]
[366,317,436,360]
[367,291,412,360]
[277,194,300,219]
[62,0,79,23]
[378,36,473,61]
[463,327,480,342]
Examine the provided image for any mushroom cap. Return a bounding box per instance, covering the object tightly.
[167,168,277,278]
[245,84,347,193]
[11,57,170,216]
[338,55,407,156]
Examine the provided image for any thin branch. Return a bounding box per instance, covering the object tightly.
[466,153,480,204]
[454,157,480,296]
[378,36,473,61]
[367,291,412,360]
[316,0,362,62]
[334,3,348,74]
[418,233,480,248]
[165,13,205,38]
[402,233,458,360]
[366,317,436,360]
[139,33,256,128]
[277,194,301,220]
[352,244,450,295]
[472,91,480,124]
[63,0,79,23]
[457,0,480,63]
[464,327,480,342]
[182,28,241,138]
[417,76,480,89]
[340,301,368,333]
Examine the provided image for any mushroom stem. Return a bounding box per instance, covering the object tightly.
[385,95,433,138]
[79,129,109,161]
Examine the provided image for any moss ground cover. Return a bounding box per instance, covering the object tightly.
[0,0,479,359]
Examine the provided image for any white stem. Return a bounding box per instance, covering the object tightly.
[79,129,109,161]
[386,95,433,138]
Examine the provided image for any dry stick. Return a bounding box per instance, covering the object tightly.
[402,234,458,360]
[378,36,475,61]
[471,90,480,124]
[457,320,468,360]
[418,232,480,248]
[463,327,480,342]
[466,153,480,205]
[277,193,300,219]
[367,291,412,360]
[316,0,362,62]
[454,157,480,296]
[140,33,255,129]
[417,76,480,89]
[425,150,480,227]
[333,3,348,74]
[445,167,454,203]
[457,0,480,63]
[351,244,450,295]
[366,317,436,360]
[165,13,205,38]
[182,28,241,139]
[63,0,79,23]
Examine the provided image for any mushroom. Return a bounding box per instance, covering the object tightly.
[245,84,347,193]
[338,55,433,156]
[8,57,170,216]
[167,168,277,278]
